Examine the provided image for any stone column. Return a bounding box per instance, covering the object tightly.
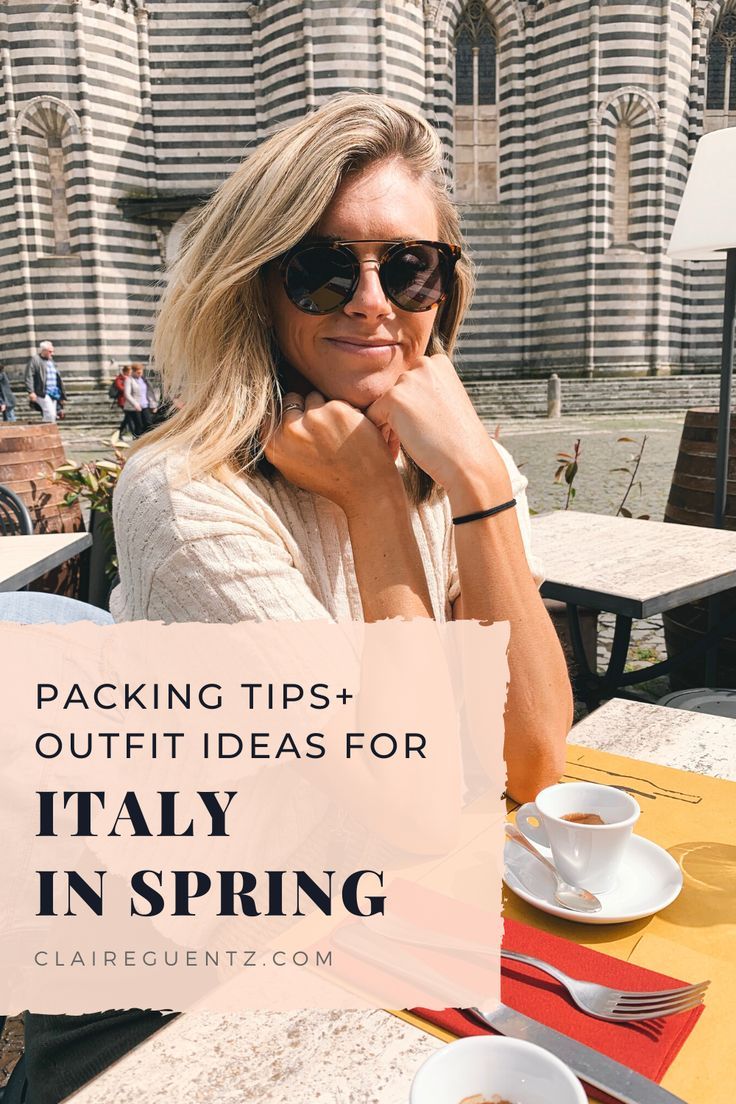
[72,0,107,368]
[247,3,266,140]
[585,1,600,378]
[376,0,387,96]
[135,4,156,192]
[423,1,437,126]
[303,0,315,111]
[521,2,535,370]
[1,40,36,354]
[650,0,670,375]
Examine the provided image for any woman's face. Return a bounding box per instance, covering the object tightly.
[265,160,441,409]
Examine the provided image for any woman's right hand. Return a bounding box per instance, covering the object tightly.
[263,390,402,516]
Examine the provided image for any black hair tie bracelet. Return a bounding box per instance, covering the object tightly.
[452,498,517,526]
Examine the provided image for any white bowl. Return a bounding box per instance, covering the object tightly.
[409,1035,587,1104]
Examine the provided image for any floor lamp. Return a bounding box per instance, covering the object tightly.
[669,126,736,685]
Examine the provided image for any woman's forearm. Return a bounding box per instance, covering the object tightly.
[344,471,433,623]
[449,462,572,802]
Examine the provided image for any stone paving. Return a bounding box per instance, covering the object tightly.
[58,410,685,687]
[495,413,687,687]
[486,412,686,688]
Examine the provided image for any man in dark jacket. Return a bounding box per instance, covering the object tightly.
[25,340,66,422]
[0,363,16,421]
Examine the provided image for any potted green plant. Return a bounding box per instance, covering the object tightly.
[53,443,127,608]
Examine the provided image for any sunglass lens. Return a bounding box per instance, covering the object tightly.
[383,244,447,311]
[284,246,355,313]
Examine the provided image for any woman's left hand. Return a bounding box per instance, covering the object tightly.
[364,353,503,492]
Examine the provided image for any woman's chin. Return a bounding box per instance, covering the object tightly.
[332,368,404,410]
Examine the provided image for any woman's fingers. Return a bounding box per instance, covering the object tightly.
[383,425,401,461]
[282,391,306,421]
[364,393,390,432]
[387,429,401,462]
[303,390,326,412]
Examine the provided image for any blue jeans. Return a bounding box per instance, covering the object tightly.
[2,407,16,421]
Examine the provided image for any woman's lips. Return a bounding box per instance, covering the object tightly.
[325,339,399,357]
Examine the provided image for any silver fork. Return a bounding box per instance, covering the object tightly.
[496,950,708,1022]
[364,915,709,1022]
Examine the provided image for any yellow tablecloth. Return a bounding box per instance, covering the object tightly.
[397,743,736,1104]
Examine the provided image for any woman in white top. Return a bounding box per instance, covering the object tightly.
[112,92,572,803]
[122,365,143,437]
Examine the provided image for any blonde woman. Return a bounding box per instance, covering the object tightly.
[23,94,573,1104]
[111,93,572,801]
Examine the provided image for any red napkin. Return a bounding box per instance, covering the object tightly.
[412,917,704,1104]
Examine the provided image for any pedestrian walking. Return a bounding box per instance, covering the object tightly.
[110,365,136,438]
[131,363,158,433]
[123,364,143,438]
[25,340,66,422]
[0,363,16,422]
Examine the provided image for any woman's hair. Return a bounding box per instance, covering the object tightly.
[142,92,475,503]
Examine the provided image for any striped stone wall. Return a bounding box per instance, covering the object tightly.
[1,0,160,381]
[0,0,734,386]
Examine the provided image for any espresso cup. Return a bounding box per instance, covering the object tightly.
[410,1036,587,1104]
[515,781,640,893]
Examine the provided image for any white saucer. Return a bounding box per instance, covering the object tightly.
[503,834,683,924]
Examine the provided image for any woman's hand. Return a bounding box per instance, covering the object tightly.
[364,354,506,494]
[263,390,401,516]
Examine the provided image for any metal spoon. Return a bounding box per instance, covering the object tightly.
[505,822,602,913]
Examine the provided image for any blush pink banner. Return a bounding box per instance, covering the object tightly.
[0,619,508,1014]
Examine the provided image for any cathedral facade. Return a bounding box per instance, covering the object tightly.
[1,0,735,381]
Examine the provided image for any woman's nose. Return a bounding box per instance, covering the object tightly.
[344,261,393,319]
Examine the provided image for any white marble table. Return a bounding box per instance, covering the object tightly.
[530,511,736,618]
[67,698,736,1104]
[0,532,92,592]
[530,511,736,704]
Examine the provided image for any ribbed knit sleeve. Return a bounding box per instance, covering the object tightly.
[110,438,541,627]
[110,449,332,624]
[147,529,332,622]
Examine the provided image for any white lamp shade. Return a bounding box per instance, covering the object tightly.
[668,126,736,259]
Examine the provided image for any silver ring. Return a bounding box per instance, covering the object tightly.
[283,402,304,414]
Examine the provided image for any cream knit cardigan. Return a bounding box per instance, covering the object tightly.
[110,440,540,624]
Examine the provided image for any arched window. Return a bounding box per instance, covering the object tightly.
[598,91,658,253]
[18,100,77,257]
[705,9,736,132]
[612,123,632,245]
[453,0,498,203]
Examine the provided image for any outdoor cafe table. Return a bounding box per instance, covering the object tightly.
[530,510,736,706]
[68,698,736,1104]
[0,532,92,592]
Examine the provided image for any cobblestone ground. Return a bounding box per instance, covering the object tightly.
[485,411,686,692]
[59,411,684,683]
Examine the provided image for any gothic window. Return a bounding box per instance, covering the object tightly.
[453,1,498,203]
[612,123,632,245]
[705,10,736,131]
[19,102,76,257]
[45,134,72,254]
[599,92,657,253]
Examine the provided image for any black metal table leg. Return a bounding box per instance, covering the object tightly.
[564,601,736,708]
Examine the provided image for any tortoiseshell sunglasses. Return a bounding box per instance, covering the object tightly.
[278,239,461,315]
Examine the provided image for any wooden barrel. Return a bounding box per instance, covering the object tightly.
[0,424,85,595]
[663,409,736,689]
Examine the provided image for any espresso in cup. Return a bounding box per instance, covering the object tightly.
[459,1096,512,1104]
[561,811,605,825]
[514,781,640,893]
